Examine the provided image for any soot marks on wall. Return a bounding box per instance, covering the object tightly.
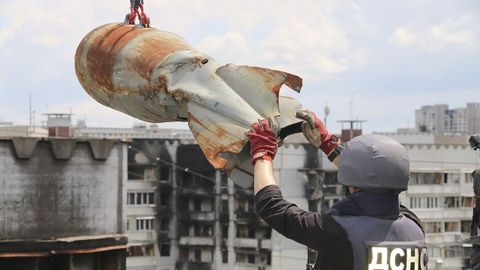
[303,144,320,169]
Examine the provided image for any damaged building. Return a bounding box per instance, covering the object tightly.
[0,136,128,270]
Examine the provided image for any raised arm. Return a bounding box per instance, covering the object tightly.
[246,118,351,258]
[296,109,342,167]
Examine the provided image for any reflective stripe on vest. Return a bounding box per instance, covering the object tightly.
[332,215,427,270]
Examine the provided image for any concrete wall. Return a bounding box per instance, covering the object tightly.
[0,138,126,239]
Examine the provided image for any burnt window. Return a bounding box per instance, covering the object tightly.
[248,254,255,264]
[221,172,228,186]
[160,167,170,181]
[194,249,201,262]
[160,193,169,206]
[222,225,229,238]
[128,244,155,257]
[160,219,169,231]
[222,250,228,263]
[194,198,202,211]
[160,244,170,257]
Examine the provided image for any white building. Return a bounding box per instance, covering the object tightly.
[415,103,480,134]
[382,132,480,269]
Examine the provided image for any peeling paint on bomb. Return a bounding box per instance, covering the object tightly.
[75,23,304,188]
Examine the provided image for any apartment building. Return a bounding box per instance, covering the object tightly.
[68,119,351,270]
[382,133,480,269]
[18,113,480,269]
[415,103,480,134]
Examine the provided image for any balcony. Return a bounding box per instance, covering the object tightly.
[413,208,472,220]
[236,211,260,224]
[179,237,214,246]
[178,212,215,221]
[176,261,212,270]
[407,184,461,195]
[233,238,272,249]
[157,205,172,217]
[178,187,215,197]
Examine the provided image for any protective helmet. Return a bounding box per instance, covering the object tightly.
[337,134,409,192]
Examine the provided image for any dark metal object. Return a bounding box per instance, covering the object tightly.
[470,134,480,151]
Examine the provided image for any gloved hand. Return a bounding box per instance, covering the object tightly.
[246,117,279,165]
[296,109,339,155]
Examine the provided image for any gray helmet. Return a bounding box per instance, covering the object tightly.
[337,134,409,192]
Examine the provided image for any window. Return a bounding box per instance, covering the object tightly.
[425,222,442,234]
[222,250,228,263]
[463,197,474,207]
[128,193,135,205]
[194,249,201,262]
[443,246,464,258]
[466,173,474,183]
[248,254,255,264]
[444,173,460,184]
[160,219,169,231]
[222,199,229,213]
[444,197,461,208]
[221,172,228,186]
[160,244,170,257]
[127,192,155,206]
[236,253,246,263]
[222,225,229,238]
[445,221,459,232]
[144,168,155,180]
[409,196,439,209]
[136,217,154,231]
[128,244,155,257]
[194,198,202,211]
[159,167,170,181]
[409,173,442,185]
[428,247,441,258]
[461,220,472,233]
[160,193,169,206]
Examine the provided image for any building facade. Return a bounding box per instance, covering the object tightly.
[0,137,128,270]
[64,118,480,269]
[415,103,480,134]
[383,133,480,269]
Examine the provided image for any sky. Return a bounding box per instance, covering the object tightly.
[0,0,479,133]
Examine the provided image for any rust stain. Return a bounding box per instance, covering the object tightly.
[245,66,303,95]
[86,24,138,93]
[172,90,190,103]
[127,33,194,82]
[140,75,169,100]
[189,113,245,169]
[283,73,303,92]
[78,24,193,96]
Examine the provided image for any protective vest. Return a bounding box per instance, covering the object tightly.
[331,214,427,270]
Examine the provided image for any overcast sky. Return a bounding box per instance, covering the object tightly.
[0,1,478,133]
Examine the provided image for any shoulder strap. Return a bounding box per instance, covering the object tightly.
[400,205,424,235]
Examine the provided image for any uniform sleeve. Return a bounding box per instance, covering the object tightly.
[255,185,352,257]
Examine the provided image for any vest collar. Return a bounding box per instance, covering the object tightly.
[327,191,399,219]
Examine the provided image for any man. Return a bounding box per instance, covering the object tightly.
[246,110,427,270]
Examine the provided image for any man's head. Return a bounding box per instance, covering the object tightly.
[338,134,409,193]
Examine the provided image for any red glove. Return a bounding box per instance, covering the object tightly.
[246,118,279,165]
[296,109,339,155]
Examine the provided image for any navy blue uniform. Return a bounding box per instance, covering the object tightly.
[255,185,426,270]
